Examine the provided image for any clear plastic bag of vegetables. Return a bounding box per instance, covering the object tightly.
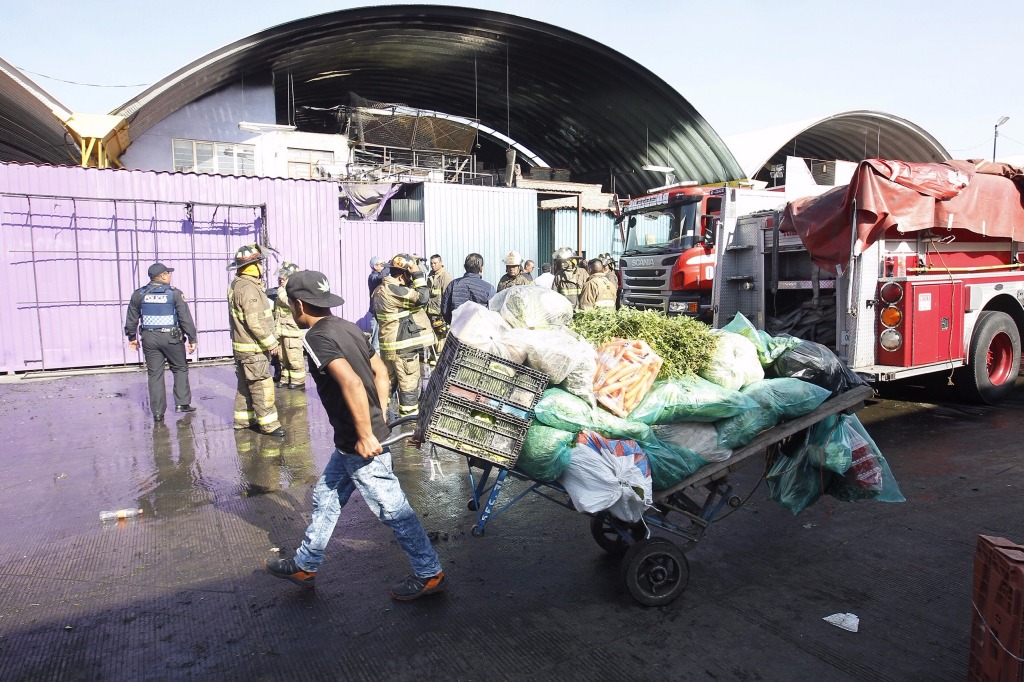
[652,422,733,463]
[489,286,574,330]
[593,339,662,418]
[628,375,757,424]
[766,434,833,515]
[825,415,904,503]
[502,328,597,407]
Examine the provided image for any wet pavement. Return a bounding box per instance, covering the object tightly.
[0,364,1020,680]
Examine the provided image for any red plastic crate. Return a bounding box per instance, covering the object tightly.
[969,536,1024,682]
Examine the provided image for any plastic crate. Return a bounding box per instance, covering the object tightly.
[418,393,529,469]
[969,537,1024,682]
[431,336,548,411]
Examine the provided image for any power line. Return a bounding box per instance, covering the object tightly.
[14,66,149,88]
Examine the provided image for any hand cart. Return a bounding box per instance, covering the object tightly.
[456,384,875,606]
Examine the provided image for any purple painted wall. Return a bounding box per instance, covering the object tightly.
[0,163,342,372]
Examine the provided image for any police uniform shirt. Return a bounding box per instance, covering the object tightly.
[302,315,391,452]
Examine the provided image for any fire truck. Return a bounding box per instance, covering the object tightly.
[618,183,784,321]
[713,158,1024,403]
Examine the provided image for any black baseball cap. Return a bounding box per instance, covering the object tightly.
[286,270,345,308]
[148,262,174,278]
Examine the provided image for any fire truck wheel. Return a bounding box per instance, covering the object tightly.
[954,311,1021,404]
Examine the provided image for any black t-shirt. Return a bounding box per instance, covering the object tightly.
[302,315,391,452]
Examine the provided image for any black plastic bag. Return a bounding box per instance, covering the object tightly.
[767,339,868,397]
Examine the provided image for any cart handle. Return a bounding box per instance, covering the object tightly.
[381,415,418,448]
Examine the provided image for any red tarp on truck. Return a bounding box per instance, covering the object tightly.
[779,159,1024,273]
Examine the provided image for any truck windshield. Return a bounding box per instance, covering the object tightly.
[624,200,701,254]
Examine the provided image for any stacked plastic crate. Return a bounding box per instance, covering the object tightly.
[969,535,1024,681]
[415,337,549,469]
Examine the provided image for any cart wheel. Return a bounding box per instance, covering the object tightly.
[471,524,485,537]
[589,516,647,556]
[619,538,689,607]
[467,499,478,511]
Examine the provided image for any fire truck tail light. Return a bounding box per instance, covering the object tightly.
[880,306,903,328]
[879,328,903,351]
[878,281,904,304]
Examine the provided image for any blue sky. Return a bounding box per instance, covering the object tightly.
[7,0,1024,161]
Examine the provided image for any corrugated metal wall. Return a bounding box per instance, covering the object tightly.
[541,209,624,265]
[0,163,340,372]
[422,184,538,288]
[337,220,425,331]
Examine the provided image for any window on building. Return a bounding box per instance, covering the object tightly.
[287,148,335,179]
[172,139,255,175]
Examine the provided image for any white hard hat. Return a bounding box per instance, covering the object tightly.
[503,250,523,266]
[553,246,575,261]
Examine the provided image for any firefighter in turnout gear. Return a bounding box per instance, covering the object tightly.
[426,254,453,358]
[373,254,436,417]
[274,261,306,389]
[551,246,588,310]
[124,262,198,421]
[579,258,617,310]
[497,251,531,291]
[227,244,285,437]
[598,252,619,289]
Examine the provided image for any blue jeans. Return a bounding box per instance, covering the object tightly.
[294,448,442,578]
[369,316,381,353]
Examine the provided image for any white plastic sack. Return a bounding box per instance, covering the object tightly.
[653,422,733,463]
[489,285,574,330]
[449,302,512,357]
[699,330,765,390]
[503,328,597,406]
[558,445,651,523]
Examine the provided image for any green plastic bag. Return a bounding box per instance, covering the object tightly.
[766,437,834,515]
[638,436,708,491]
[628,376,758,425]
[804,414,852,475]
[716,378,832,449]
[534,388,653,442]
[722,312,803,366]
[516,423,575,482]
[826,415,905,503]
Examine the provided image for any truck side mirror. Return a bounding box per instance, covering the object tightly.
[703,216,719,248]
[628,216,636,229]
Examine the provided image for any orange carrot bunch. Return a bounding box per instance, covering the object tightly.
[593,339,663,417]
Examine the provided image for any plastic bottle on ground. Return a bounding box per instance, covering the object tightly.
[99,508,143,521]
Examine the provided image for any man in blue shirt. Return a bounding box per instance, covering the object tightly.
[440,253,495,324]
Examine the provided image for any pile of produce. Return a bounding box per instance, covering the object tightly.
[446,290,901,520]
[571,308,716,379]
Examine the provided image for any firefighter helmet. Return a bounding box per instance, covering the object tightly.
[503,251,523,267]
[389,253,414,272]
[598,252,615,268]
[277,261,299,278]
[227,243,267,271]
[553,246,575,261]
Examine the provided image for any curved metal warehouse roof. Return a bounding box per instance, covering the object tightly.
[113,4,744,196]
[726,110,950,183]
[0,58,78,165]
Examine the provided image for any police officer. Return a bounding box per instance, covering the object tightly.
[497,251,531,291]
[426,254,453,358]
[274,261,306,389]
[551,246,588,310]
[373,254,436,417]
[579,258,617,310]
[124,262,198,422]
[227,244,285,437]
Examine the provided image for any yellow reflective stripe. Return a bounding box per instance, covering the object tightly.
[256,411,279,425]
[234,410,255,420]
[377,310,411,322]
[595,300,615,308]
[257,334,277,350]
[380,332,435,352]
[398,404,419,416]
[233,342,263,353]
